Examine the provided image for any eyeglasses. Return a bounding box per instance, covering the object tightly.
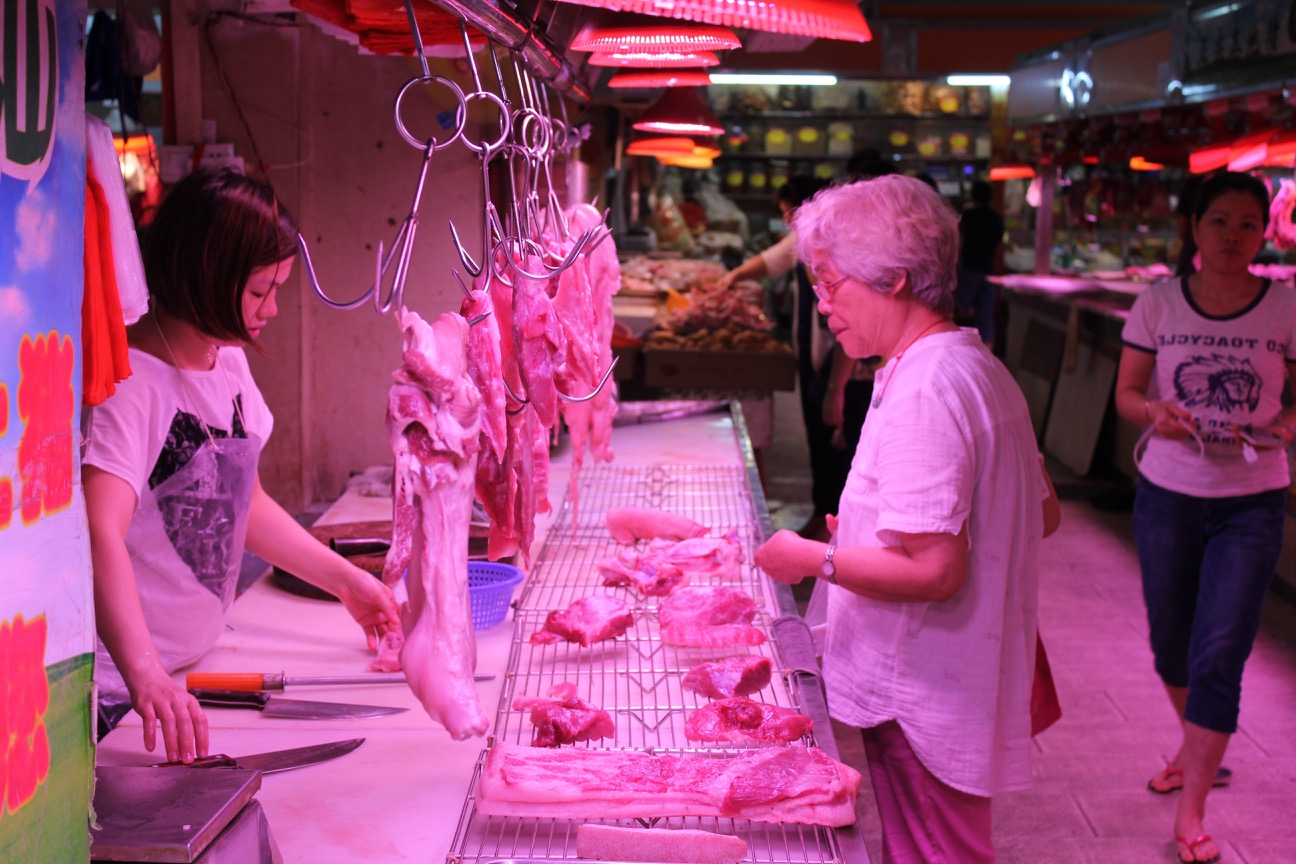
[812,272,850,303]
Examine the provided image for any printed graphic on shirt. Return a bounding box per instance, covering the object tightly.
[149,397,247,599]
[1174,354,1261,415]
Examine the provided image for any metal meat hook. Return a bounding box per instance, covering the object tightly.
[555,357,620,404]
[451,269,492,327]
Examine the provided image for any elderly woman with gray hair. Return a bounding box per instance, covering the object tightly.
[755,175,1060,862]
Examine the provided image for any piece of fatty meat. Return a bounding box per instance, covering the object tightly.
[681,656,773,699]
[382,309,488,740]
[659,586,766,648]
[684,696,813,745]
[597,550,689,597]
[606,507,708,544]
[529,595,635,647]
[477,741,862,827]
[575,824,747,864]
[512,682,615,747]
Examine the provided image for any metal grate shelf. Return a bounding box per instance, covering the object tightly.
[449,462,849,864]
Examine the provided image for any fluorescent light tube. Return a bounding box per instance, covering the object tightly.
[946,74,1011,87]
[708,73,838,86]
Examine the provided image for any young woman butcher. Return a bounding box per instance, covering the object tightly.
[84,169,401,764]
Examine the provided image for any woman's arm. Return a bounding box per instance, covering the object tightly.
[244,475,401,651]
[754,525,968,603]
[1269,362,1296,445]
[85,466,208,763]
[715,253,772,290]
[1114,346,1192,438]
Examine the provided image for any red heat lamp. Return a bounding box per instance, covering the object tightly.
[632,87,725,136]
[658,153,715,169]
[608,71,713,88]
[588,50,720,68]
[1129,156,1165,172]
[1267,129,1296,166]
[988,163,1035,181]
[626,136,697,156]
[572,22,741,53]
[1189,144,1231,174]
[552,0,871,42]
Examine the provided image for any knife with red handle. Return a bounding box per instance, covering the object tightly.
[186,671,495,691]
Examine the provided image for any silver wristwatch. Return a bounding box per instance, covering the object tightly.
[821,535,838,584]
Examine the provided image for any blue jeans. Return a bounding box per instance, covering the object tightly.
[1133,478,1285,733]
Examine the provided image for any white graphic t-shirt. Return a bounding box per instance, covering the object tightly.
[1123,278,1296,497]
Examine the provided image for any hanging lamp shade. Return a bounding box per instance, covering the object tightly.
[588,49,720,67]
[572,22,741,52]
[1189,144,1231,174]
[608,70,713,88]
[552,0,871,43]
[1266,129,1296,165]
[1227,128,1274,172]
[988,163,1035,181]
[633,87,724,136]
[627,135,698,156]
[659,153,715,169]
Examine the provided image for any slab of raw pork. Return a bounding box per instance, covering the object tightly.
[597,550,688,597]
[643,532,744,581]
[530,595,635,647]
[575,824,746,864]
[685,697,813,745]
[682,656,772,699]
[512,682,615,747]
[477,741,862,827]
[659,586,765,648]
[381,309,487,740]
[607,506,708,544]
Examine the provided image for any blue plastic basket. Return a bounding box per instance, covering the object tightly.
[468,562,524,631]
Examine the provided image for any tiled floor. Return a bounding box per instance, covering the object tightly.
[758,390,1296,864]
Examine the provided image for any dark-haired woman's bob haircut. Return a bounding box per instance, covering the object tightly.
[141,169,299,344]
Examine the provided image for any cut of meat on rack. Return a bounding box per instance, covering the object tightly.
[685,697,813,745]
[596,532,744,597]
[575,824,747,864]
[512,682,615,747]
[597,551,688,597]
[659,586,765,647]
[607,507,708,544]
[381,309,488,740]
[530,595,635,647]
[682,656,773,699]
[477,741,863,827]
[644,532,744,580]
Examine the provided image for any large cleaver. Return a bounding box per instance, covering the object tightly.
[189,688,406,720]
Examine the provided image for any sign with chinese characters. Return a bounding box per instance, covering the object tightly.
[0,0,93,860]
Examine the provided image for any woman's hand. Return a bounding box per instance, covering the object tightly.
[754,529,821,585]
[125,663,209,764]
[1269,420,1296,447]
[822,383,846,429]
[1146,400,1195,440]
[335,567,403,652]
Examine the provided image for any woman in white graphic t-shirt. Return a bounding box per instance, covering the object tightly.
[84,170,401,767]
[1116,170,1296,864]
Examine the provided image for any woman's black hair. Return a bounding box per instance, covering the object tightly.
[775,175,826,210]
[1176,171,1270,276]
[141,169,299,343]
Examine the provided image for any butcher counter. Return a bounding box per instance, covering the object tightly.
[96,404,870,863]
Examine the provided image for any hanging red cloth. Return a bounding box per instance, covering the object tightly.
[82,160,132,406]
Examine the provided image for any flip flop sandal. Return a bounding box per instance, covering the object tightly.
[1148,766,1233,794]
[1175,833,1222,864]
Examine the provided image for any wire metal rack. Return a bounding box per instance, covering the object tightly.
[447,461,850,864]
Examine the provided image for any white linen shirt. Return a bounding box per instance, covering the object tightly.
[822,328,1044,797]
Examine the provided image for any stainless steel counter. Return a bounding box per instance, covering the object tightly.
[97,405,867,862]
